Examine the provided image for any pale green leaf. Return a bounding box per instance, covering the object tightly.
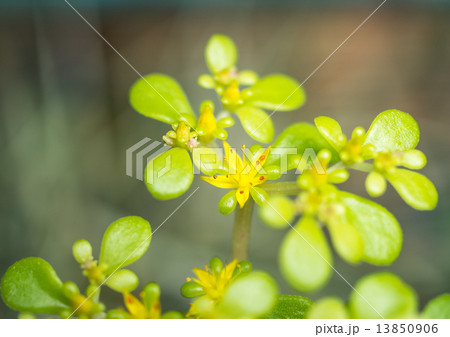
[364,109,420,152]
[235,106,274,143]
[328,221,364,264]
[205,34,237,74]
[192,144,228,176]
[279,217,333,292]
[105,269,139,293]
[265,123,339,171]
[265,295,313,319]
[349,272,418,319]
[242,74,305,111]
[218,190,237,215]
[250,186,269,207]
[258,195,295,229]
[145,148,194,200]
[386,168,438,210]
[219,271,278,318]
[0,257,71,315]
[306,297,349,319]
[99,216,151,275]
[422,294,450,319]
[339,191,402,265]
[314,116,345,151]
[130,73,195,126]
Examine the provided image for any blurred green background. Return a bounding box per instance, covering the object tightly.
[1,0,449,318]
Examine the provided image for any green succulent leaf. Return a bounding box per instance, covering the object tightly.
[145,148,194,200]
[265,123,339,171]
[339,192,402,265]
[258,195,295,229]
[192,144,228,176]
[105,269,139,293]
[328,221,364,264]
[265,295,313,319]
[314,116,345,151]
[306,297,350,319]
[218,190,238,215]
[0,257,71,315]
[242,74,305,111]
[364,109,420,152]
[349,272,418,319]
[100,216,152,275]
[250,187,269,207]
[235,106,274,143]
[129,73,196,126]
[219,271,278,318]
[422,294,450,319]
[385,168,438,210]
[205,34,237,74]
[279,216,333,292]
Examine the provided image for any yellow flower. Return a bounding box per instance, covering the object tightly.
[122,289,161,319]
[186,259,239,317]
[201,141,271,208]
[196,101,234,143]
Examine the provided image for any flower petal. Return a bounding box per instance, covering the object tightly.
[201,175,237,189]
[236,188,250,208]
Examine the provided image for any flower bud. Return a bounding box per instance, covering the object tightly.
[181,282,205,298]
[62,281,80,299]
[209,257,223,274]
[72,239,92,264]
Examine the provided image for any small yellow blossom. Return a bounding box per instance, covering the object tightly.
[201,141,271,208]
[122,291,161,319]
[196,101,234,143]
[186,259,239,317]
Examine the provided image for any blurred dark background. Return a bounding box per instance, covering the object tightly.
[1,0,449,318]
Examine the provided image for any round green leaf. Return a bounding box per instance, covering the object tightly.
[205,34,237,74]
[364,109,420,152]
[105,269,139,293]
[328,221,364,264]
[306,297,349,319]
[192,144,228,176]
[145,148,194,200]
[235,106,274,143]
[99,216,152,275]
[349,272,418,319]
[242,74,306,111]
[219,271,278,318]
[314,116,345,151]
[129,73,195,126]
[250,186,269,207]
[218,190,237,215]
[279,217,333,292]
[422,294,450,319]
[385,168,438,210]
[1,257,71,315]
[265,123,339,171]
[258,195,295,229]
[339,192,402,265]
[265,295,313,319]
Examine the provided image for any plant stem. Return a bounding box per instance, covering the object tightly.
[231,198,254,261]
[260,181,301,195]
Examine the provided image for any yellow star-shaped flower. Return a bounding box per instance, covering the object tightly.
[186,259,239,317]
[201,141,271,208]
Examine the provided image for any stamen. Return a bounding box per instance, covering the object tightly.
[259,155,266,161]
[239,190,244,194]
[259,176,265,181]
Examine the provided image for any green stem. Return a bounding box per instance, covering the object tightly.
[260,181,301,195]
[231,198,254,261]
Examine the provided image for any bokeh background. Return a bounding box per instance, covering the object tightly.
[1,0,449,318]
